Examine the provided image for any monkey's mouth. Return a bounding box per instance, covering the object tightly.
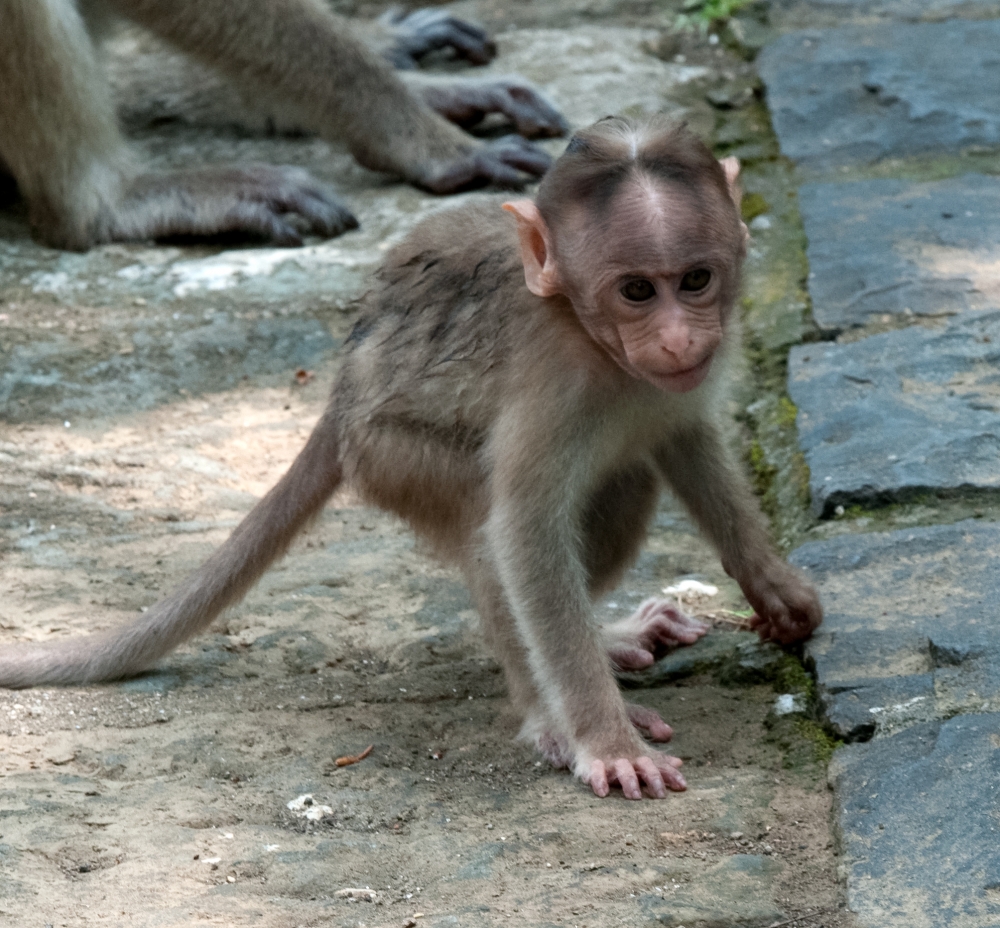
[646,354,713,393]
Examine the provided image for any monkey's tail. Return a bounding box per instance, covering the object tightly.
[0,411,344,688]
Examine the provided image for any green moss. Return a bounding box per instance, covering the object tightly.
[741,191,770,222]
[772,654,813,699]
[675,0,755,30]
[793,718,843,767]
[747,439,777,497]
[776,395,798,429]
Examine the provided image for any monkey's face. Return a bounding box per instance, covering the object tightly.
[561,184,741,394]
[504,179,742,394]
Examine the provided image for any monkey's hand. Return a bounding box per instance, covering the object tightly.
[106,165,357,247]
[601,597,709,671]
[417,136,553,193]
[739,561,823,645]
[415,75,568,139]
[379,9,497,69]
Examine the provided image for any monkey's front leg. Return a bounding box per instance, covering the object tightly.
[655,427,823,644]
[488,465,686,799]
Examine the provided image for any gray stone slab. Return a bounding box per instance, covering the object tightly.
[788,312,1000,516]
[758,21,1000,170]
[829,715,1000,927]
[770,0,1000,29]
[799,175,1000,332]
[0,312,334,422]
[789,521,1000,740]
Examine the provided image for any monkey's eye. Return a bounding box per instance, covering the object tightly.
[620,279,656,302]
[679,268,712,292]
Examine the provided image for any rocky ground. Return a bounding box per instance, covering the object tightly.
[3,0,998,926]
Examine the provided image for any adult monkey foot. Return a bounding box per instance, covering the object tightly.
[601,597,710,672]
[418,135,554,192]
[379,8,497,68]
[103,164,356,247]
[416,74,568,139]
[375,8,567,141]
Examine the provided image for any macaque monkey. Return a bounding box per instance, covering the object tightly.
[0,0,564,251]
[0,117,822,799]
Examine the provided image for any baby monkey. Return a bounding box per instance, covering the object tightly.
[0,117,822,800]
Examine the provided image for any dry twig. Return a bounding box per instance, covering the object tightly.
[335,744,374,767]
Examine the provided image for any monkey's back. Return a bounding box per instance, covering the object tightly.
[331,199,544,550]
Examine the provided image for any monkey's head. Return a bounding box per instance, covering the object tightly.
[504,116,746,394]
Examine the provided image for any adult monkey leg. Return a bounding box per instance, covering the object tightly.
[0,0,355,250]
[105,0,554,193]
[366,8,567,139]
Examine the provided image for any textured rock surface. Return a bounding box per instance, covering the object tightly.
[791,522,1000,738]
[758,21,1000,169]
[788,313,1000,516]
[829,717,1000,928]
[798,175,1000,332]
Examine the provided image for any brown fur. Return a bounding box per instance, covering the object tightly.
[0,0,562,251]
[0,117,822,800]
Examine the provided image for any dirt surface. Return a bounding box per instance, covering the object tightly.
[0,3,856,926]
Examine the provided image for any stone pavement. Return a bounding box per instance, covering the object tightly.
[760,6,1000,925]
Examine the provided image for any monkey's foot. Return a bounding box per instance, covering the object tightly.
[110,165,358,247]
[580,742,687,800]
[380,9,496,69]
[420,136,553,192]
[418,76,568,139]
[601,597,709,671]
[625,702,673,742]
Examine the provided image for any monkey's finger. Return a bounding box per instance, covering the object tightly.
[609,645,655,671]
[589,760,611,798]
[612,759,643,800]
[625,702,673,742]
[653,615,707,644]
[489,136,554,177]
[650,755,687,791]
[634,756,667,799]
[288,193,359,237]
[213,203,305,247]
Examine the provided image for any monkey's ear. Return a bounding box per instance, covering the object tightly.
[502,200,562,298]
[718,156,743,210]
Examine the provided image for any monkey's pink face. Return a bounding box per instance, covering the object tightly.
[587,265,726,393]
[568,188,738,394]
[503,176,742,394]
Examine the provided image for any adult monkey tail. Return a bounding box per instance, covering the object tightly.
[0,411,344,688]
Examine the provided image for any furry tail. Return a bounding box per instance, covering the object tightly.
[0,410,343,687]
